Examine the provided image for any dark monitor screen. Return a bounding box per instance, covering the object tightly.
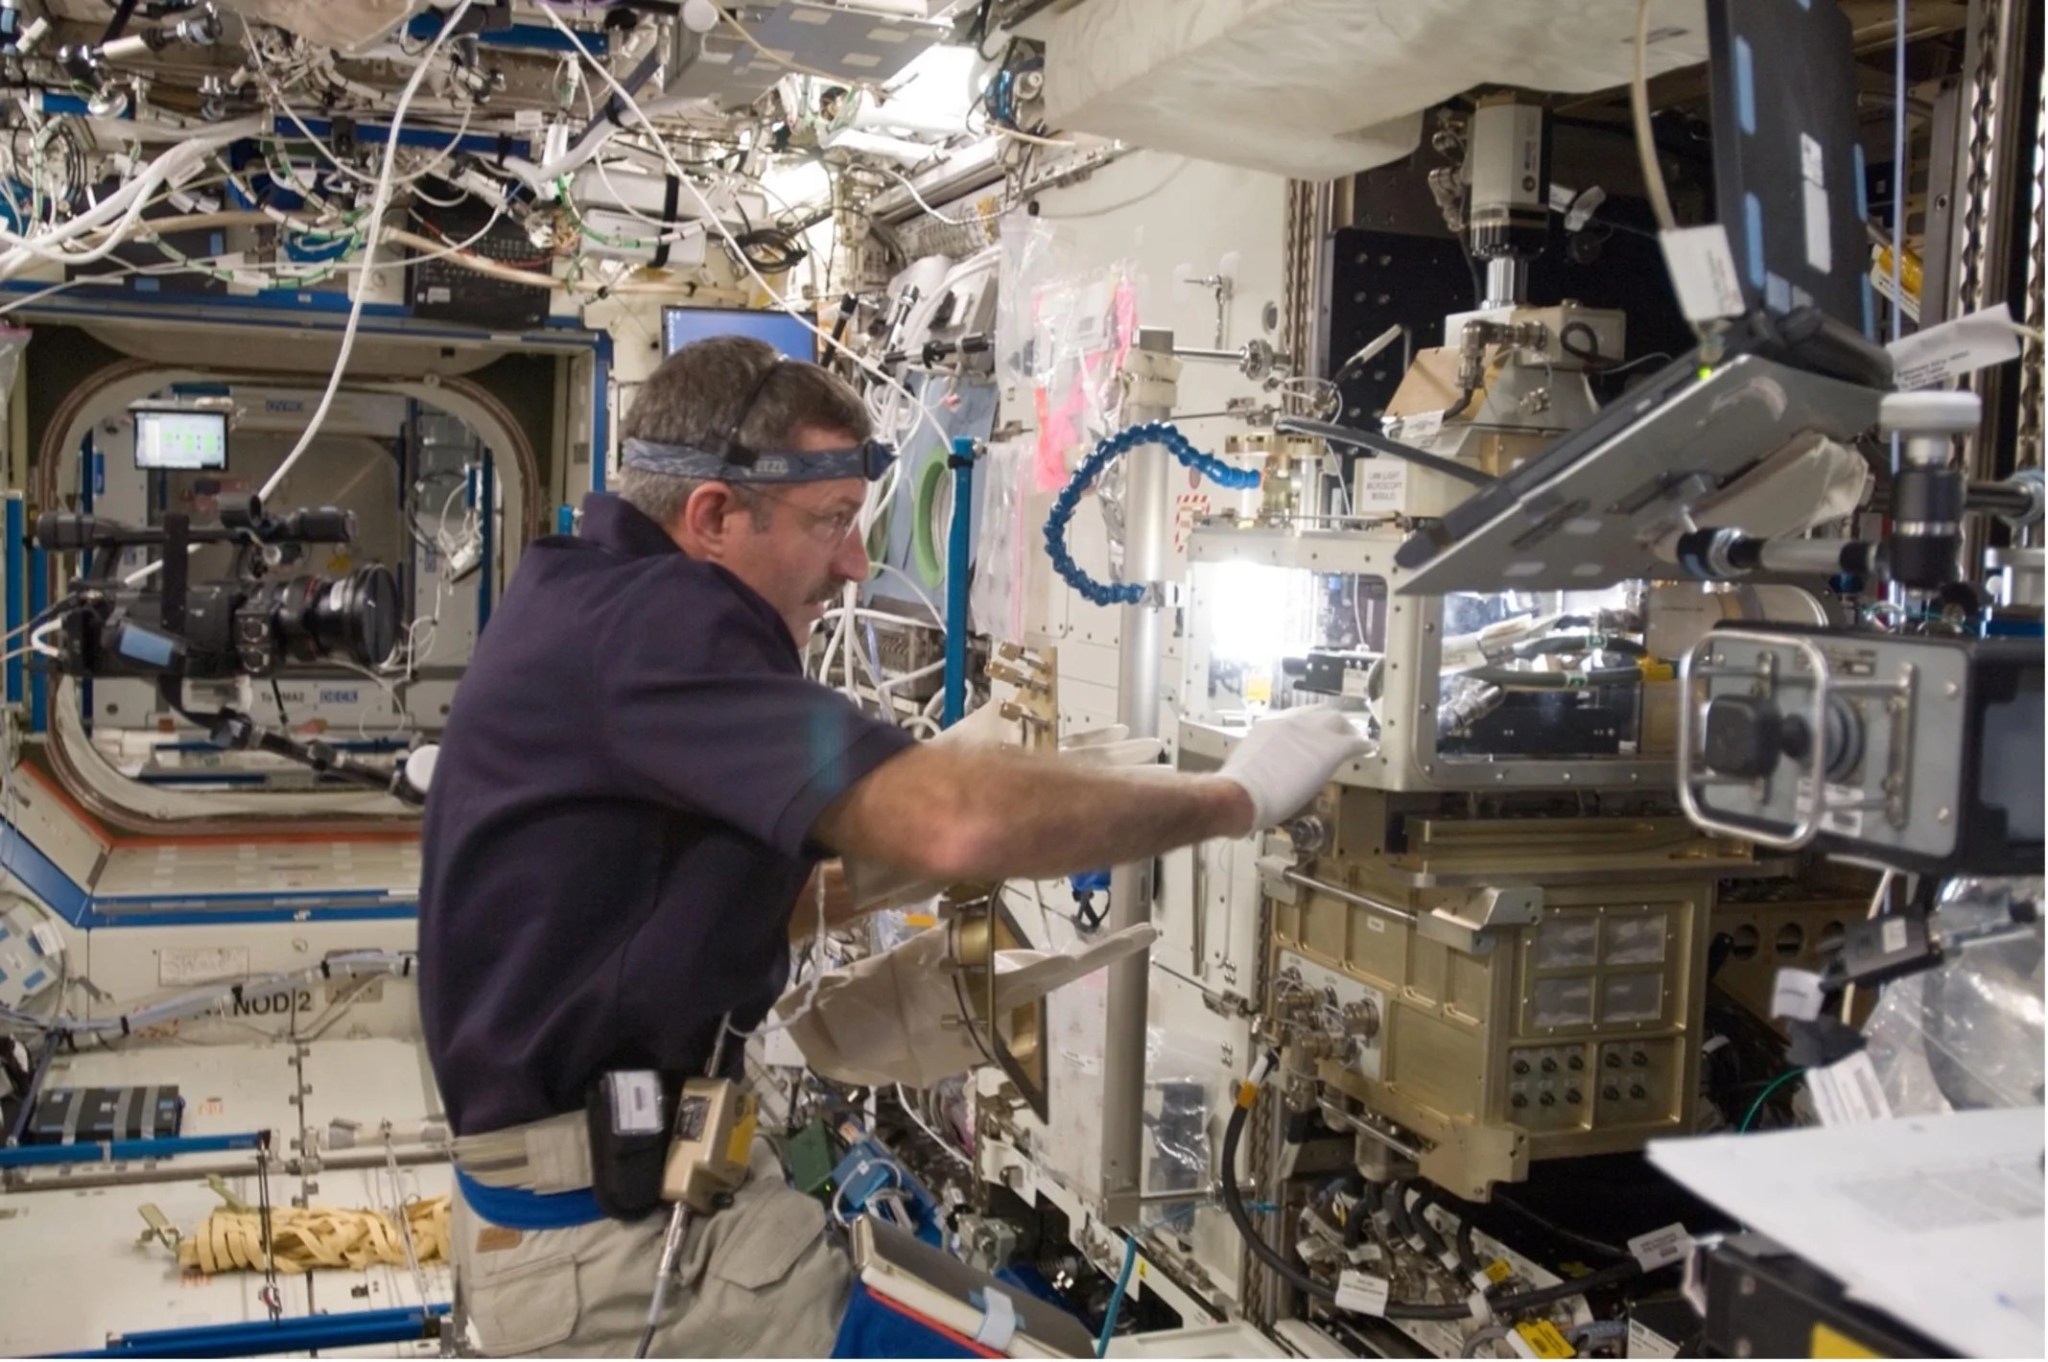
[133,407,229,470]
[662,306,818,362]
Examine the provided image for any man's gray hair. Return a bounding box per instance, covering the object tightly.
[617,334,871,531]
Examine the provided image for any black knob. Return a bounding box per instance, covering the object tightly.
[1511,1093,1528,1109]
[1603,1085,1621,1101]
[1539,1093,1555,1107]
[1631,1051,1649,1067]
[1604,1052,1622,1069]
[1567,1054,1585,1071]
[1540,1057,1558,1074]
[1630,1083,1647,1099]
[1566,1089,1583,1105]
[1701,695,1788,779]
[1512,1058,1530,1076]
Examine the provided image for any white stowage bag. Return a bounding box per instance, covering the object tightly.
[222,0,430,52]
[1040,0,1710,179]
[778,922,1159,1090]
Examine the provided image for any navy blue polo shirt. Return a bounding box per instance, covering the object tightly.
[418,494,915,1135]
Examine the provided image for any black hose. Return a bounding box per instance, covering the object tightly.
[1274,416,1495,488]
[1488,1258,1643,1312]
[1453,1208,1483,1279]
[1345,1186,1372,1252]
[1485,1190,1633,1261]
[1384,1176,1416,1244]
[1406,1185,1449,1260]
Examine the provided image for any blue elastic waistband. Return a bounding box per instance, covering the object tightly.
[455,1166,606,1231]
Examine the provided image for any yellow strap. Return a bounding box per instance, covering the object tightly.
[173,1198,452,1276]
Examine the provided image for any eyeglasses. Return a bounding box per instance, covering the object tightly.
[746,487,865,545]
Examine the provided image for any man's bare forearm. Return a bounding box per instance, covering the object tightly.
[813,745,1254,883]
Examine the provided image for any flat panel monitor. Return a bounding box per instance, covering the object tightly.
[661,306,817,362]
[133,407,229,471]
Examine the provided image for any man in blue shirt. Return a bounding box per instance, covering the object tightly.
[421,335,1365,1356]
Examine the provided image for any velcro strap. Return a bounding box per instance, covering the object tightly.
[973,1288,1018,1351]
[523,1116,594,1194]
[452,1112,593,1193]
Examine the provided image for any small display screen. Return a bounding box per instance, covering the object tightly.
[134,408,228,470]
[662,306,817,362]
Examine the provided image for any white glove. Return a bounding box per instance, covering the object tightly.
[1218,706,1371,831]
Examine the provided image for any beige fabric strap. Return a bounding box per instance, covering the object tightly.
[450,1112,594,1194]
[175,1198,451,1275]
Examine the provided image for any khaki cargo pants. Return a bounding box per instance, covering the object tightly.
[453,1141,851,1357]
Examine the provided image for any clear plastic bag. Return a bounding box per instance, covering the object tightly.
[969,438,1032,647]
[1862,876,2044,1115]
[994,210,1141,494]
[1141,1030,1234,1232]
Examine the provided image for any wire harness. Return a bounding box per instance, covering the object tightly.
[1044,420,1260,606]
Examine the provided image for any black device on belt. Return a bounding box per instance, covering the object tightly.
[586,1070,672,1221]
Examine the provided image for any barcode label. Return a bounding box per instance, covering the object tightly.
[1661,225,1746,322]
[1808,1051,1892,1127]
[1628,1223,1692,1271]
[1334,1269,1389,1316]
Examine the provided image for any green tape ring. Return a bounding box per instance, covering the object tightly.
[910,453,950,583]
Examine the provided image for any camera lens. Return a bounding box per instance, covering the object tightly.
[312,565,399,666]
[259,566,400,669]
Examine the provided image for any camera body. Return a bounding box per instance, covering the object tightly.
[36,495,399,683]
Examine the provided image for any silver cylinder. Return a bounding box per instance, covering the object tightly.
[1483,256,1526,309]
[100,33,150,63]
[1102,328,1175,1223]
[1987,546,2046,608]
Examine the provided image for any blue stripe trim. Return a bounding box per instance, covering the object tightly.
[406,14,608,55]
[0,812,420,927]
[1862,277,1877,339]
[92,887,408,906]
[479,453,495,631]
[1743,193,1767,290]
[27,546,44,733]
[272,116,533,162]
[592,331,613,491]
[1733,36,1757,135]
[149,738,409,753]
[0,819,90,925]
[1852,143,1871,221]
[78,906,420,929]
[4,496,22,707]
[456,1166,606,1230]
[58,1305,449,1358]
[0,1131,263,1169]
[0,283,587,339]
